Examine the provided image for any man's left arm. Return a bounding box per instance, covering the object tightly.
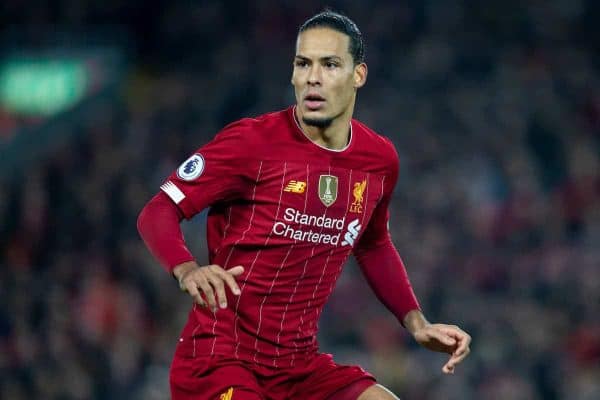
[353,164,471,374]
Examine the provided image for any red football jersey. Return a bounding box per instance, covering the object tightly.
[160,107,399,368]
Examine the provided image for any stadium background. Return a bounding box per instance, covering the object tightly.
[1,1,598,399]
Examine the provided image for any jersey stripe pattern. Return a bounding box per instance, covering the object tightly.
[161,107,398,368]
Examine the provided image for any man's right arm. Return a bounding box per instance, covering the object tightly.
[137,192,243,311]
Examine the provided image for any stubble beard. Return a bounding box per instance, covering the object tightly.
[302,116,334,128]
[302,108,346,129]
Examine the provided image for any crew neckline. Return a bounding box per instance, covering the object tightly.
[290,106,353,154]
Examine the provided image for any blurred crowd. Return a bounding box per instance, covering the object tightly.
[1,1,599,399]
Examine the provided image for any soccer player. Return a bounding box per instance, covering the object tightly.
[138,10,471,400]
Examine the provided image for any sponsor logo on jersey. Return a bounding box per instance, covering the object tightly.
[318,175,338,206]
[219,387,234,400]
[284,180,306,194]
[341,218,362,246]
[177,154,205,181]
[271,207,360,247]
[349,179,367,213]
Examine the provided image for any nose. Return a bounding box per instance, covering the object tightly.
[307,65,321,86]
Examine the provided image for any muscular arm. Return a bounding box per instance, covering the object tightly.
[353,145,471,373]
[138,125,255,310]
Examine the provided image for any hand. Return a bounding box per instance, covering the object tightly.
[173,261,244,312]
[412,323,471,374]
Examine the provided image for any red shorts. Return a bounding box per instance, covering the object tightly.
[170,352,376,400]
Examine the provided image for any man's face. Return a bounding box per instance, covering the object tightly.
[292,28,366,128]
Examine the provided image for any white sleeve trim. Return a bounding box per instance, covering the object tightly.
[160,181,186,204]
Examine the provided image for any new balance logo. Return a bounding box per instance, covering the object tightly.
[219,387,234,400]
[284,180,306,194]
[341,218,362,246]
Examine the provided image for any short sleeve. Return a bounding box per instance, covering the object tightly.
[160,122,254,219]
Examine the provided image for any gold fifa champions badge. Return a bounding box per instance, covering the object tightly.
[318,175,338,206]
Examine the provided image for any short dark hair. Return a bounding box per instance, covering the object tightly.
[298,10,365,65]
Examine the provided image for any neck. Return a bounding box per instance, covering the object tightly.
[295,101,354,150]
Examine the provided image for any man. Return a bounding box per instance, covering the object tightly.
[138,10,471,400]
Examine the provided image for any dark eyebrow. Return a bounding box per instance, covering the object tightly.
[294,55,343,63]
[321,56,342,62]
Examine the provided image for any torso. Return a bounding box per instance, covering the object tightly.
[176,107,397,368]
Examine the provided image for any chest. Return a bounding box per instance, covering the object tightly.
[245,160,385,248]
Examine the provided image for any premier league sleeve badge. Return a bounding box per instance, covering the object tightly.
[176,154,205,181]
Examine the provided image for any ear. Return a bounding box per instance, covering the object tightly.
[353,63,368,89]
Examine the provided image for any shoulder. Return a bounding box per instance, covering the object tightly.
[206,109,290,159]
[351,119,399,170]
[218,109,289,142]
[200,109,286,153]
